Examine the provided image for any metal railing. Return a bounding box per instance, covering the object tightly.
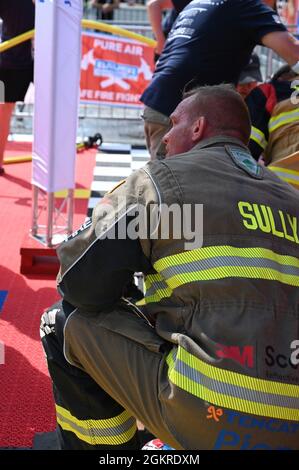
[83,2,148,23]
[4,18,155,143]
[7,15,297,142]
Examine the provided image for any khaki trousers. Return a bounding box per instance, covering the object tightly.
[63,303,184,449]
[142,106,171,160]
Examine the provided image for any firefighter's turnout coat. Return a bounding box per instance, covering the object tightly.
[41,136,299,450]
[247,77,299,165]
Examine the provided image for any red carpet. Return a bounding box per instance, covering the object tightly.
[4,141,32,159]
[0,147,96,447]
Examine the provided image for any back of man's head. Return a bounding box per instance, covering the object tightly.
[183,84,251,145]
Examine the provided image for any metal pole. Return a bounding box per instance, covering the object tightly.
[31,185,39,237]
[46,192,54,247]
[67,189,74,235]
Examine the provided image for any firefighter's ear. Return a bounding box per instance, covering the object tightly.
[191,116,206,143]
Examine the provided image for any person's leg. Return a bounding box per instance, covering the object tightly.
[0,64,33,173]
[40,300,140,450]
[63,301,183,449]
[0,102,14,171]
[142,107,171,160]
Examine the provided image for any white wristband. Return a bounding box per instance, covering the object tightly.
[292,61,299,74]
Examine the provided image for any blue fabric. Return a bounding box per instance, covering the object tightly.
[0,291,8,313]
[141,0,286,117]
[162,0,190,37]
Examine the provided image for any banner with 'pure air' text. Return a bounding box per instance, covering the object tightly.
[80,32,154,108]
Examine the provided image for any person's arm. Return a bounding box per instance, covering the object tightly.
[56,170,156,312]
[147,0,173,55]
[287,0,296,19]
[245,84,271,161]
[261,30,299,66]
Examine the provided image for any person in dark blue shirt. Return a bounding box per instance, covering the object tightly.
[0,0,35,174]
[147,0,191,59]
[141,0,299,160]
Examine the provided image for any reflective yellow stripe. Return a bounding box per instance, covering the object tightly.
[145,273,165,290]
[269,109,299,133]
[154,246,299,289]
[250,126,267,150]
[270,166,299,188]
[144,272,173,304]
[167,347,299,421]
[56,405,137,445]
[155,246,299,270]
[167,266,299,288]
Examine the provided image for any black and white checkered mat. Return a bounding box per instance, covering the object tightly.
[87,143,150,217]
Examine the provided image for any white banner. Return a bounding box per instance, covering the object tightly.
[32,0,82,192]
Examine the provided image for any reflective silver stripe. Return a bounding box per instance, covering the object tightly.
[270,167,299,185]
[269,109,299,133]
[144,272,173,303]
[174,358,299,410]
[250,126,267,149]
[167,347,299,420]
[145,279,171,297]
[159,255,299,280]
[56,405,137,445]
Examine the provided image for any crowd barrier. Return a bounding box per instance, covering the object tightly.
[84,3,149,24]
[1,20,155,138]
[0,16,296,139]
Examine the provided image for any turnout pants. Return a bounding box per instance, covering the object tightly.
[40,300,182,450]
[40,300,299,450]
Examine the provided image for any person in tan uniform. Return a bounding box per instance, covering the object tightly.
[41,85,299,450]
[246,64,299,164]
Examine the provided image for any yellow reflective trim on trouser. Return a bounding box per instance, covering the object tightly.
[166,347,299,421]
[56,405,137,445]
[144,272,173,304]
[269,109,299,133]
[250,126,267,150]
[154,246,299,288]
[270,166,299,188]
